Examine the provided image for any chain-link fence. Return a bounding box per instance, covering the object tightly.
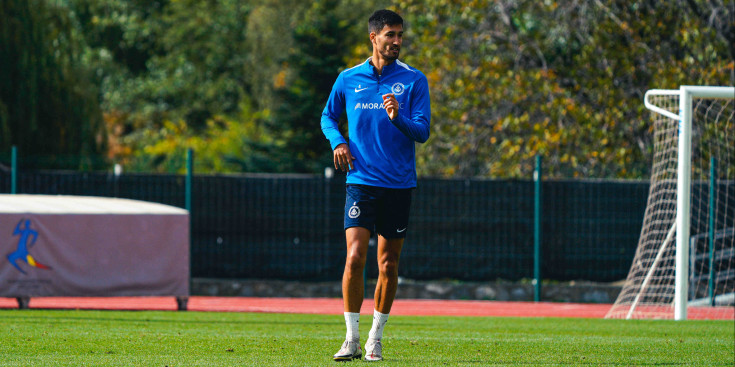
[0,162,648,282]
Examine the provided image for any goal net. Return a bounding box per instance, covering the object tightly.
[606,86,734,320]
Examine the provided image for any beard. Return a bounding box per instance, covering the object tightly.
[381,47,400,61]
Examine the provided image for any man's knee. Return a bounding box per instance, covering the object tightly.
[378,257,399,276]
[345,251,366,273]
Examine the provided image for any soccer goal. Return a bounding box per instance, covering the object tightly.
[606,85,735,320]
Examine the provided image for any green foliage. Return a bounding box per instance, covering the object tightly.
[399,0,733,178]
[0,0,106,169]
[4,1,731,176]
[130,106,293,174]
[68,0,253,170]
[68,0,381,173]
[251,0,389,173]
[270,0,364,172]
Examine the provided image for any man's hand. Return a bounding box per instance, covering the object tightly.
[382,93,399,120]
[334,143,355,171]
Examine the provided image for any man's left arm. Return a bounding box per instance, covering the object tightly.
[386,75,430,143]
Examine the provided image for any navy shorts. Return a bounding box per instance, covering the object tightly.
[344,184,413,239]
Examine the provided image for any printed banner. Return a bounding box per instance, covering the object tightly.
[0,195,189,297]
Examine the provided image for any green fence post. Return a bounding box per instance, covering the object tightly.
[11,146,17,194]
[186,148,193,213]
[180,148,194,311]
[534,155,542,302]
[708,157,716,306]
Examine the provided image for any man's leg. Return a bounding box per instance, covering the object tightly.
[365,235,404,361]
[334,226,371,361]
[373,236,404,314]
[343,226,371,312]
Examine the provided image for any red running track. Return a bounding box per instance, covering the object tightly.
[1,297,731,319]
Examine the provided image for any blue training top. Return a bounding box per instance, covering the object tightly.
[321,57,431,189]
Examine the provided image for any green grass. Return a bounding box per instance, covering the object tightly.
[0,309,732,366]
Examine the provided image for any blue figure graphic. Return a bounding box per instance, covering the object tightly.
[7,219,51,274]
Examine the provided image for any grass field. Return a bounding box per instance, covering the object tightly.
[1,309,732,366]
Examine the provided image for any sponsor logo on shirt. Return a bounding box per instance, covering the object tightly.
[354,102,384,110]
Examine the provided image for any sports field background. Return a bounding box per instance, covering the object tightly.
[1,306,732,366]
[2,2,734,365]
[2,295,732,365]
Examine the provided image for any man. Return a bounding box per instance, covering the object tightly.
[320,9,430,362]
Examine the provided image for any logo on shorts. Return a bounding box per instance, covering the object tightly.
[348,202,361,219]
[391,82,405,95]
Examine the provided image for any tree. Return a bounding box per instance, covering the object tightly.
[268,0,387,172]
[69,0,254,170]
[31,0,730,177]
[396,0,733,178]
[0,0,106,169]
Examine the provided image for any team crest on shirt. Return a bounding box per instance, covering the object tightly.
[391,82,405,95]
[348,203,361,218]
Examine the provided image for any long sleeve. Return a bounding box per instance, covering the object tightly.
[321,73,348,150]
[389,74,430,143]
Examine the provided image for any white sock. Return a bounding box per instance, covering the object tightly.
[368,310,389,341]
[344,312,360,342]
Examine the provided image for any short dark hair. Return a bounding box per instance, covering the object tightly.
[368,9,403,33]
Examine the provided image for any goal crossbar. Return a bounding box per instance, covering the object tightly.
[645,86,735,121]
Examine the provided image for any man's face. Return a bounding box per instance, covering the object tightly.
[371,24,403,61]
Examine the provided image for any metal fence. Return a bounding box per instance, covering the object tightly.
[0,168,648,282]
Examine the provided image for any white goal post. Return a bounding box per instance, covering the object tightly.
[607,85,735,320]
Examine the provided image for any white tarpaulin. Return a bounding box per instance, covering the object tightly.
[0,195,189,297]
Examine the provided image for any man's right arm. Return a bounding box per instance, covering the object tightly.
[320,73,354,171]
[321,73,347,150]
